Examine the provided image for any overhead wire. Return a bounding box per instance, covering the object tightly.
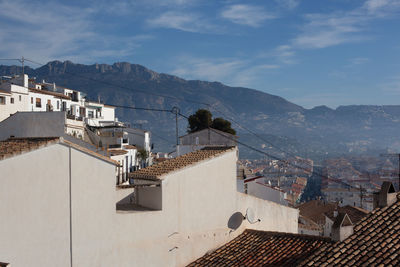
[10,57,361,190]
[22,57,312,164]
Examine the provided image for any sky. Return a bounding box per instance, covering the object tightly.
[0,0,400,109]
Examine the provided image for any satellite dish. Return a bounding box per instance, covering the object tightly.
[246,208,260,224]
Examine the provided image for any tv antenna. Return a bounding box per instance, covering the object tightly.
[0,57,25,75]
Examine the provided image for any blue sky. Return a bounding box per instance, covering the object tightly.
[1,0,400,108]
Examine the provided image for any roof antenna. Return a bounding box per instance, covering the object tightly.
[18,56,25,76]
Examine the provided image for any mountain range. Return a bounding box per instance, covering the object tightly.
[1,60,399,160]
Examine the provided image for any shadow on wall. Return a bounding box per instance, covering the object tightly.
[228,212,244,230]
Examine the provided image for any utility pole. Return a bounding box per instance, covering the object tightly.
[20,56,25,76]
[172,107,180,146]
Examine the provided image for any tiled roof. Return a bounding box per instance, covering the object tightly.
[299,215,323,232]
[297,200,338,225]
[0,137,118,165]
[300,197,400,266]
[0,137,59,160]
[108,149,128,156]
[130,146,235,181]
[188,230,333,267]
[325,205,369,224]
[332,213,352,228]
[124,145,137,150]
[0,89,11,95]
[29,88,71,100]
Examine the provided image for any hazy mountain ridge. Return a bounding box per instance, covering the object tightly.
[1,60,399,159]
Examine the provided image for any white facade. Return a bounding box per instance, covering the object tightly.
[0,144,298,267]
[0,74,117,126]
[237,176,289,206]
[176,128,237,157]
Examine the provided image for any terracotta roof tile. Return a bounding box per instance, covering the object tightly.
[0,137,59,160]
[297,200,338,225]
[130,146,235,180]
[188,230,333,266]
[0,137,118,165]
[29,88,71,100]
[300,197,400,266]
[108,149,128,156]
[325,205,369,224]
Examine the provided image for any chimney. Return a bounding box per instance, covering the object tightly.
[373,182,397,209]
[331,213,353,242]
[333,209,338,218]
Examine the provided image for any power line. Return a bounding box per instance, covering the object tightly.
[22,57,310,164]
[9,58,361,190]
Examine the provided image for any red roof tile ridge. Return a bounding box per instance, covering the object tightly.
[0,137,60,160]
[245,229,333,242]
[130,146,236,180]
[61,139,118,165]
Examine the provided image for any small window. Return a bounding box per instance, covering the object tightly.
[0,96,5,105]
[36,98,41,108]
[10,97,14,104]
[19,95,22,101]
[57,101,59,109]
[31,97,33,104]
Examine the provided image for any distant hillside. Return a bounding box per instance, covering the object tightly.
[1,61,399,159]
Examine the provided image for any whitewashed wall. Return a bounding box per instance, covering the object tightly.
[0,147,299,267]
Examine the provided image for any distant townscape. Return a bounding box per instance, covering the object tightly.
[1,71,400,266]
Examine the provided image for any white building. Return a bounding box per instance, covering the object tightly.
[237,176,289,206]
[0,74,115,124]
[0,141,298,267]
[175,128,237,157]
[0,74,150,178]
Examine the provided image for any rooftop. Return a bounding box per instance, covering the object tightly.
[301,195,400,266]
[0,137,118,165]
[129,146,235,181]
[0,137,59,160]
[188,230,332,266]
[29,88,71,100]
[108,149,128,156]
[297,200,338,225]
[0,89,11,95]
[325,205,369,224]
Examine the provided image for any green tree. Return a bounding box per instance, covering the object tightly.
[211,117,236,135]
[187,109,236,135]
[188,109,212,133]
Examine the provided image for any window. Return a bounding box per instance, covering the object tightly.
[57,101,59,110]
[88,110,94,118]
[10,97,14,104]
[36,98,41,108]
[19,95,22,101]
[31,97,33,104]
[0,96,5,105]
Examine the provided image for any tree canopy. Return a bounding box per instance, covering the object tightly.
[187,109,236,135]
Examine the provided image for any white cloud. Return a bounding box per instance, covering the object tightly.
[293,12,367,49]
[146,11,218,33]
[169,55,279,89]
[290,0,400,50]
[275,0,299,9]
[275,45,296,64]
[0,0,150,64]
[221,4,275,27]
[171,57,246,81]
